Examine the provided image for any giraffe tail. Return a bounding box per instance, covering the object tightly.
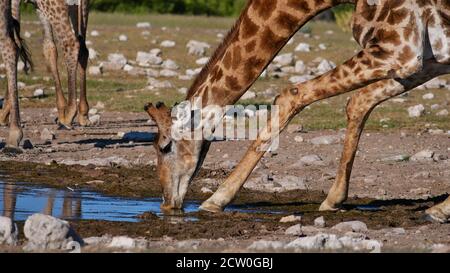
[11,18,33,74]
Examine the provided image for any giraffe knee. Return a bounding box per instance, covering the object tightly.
[274,87,300,113]
[345,94,371,123]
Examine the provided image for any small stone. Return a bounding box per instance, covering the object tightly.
[196,57,210,66]
[381,155,410,162]
[332,221,368,233]
[300,155,323,166]
[90,30,99,37]
[436,109,448,116]
[162,59,179,70]
[241,91,256,100]
[294,136,304,143]
[23,214,82,251]
[285,224,303,236]
[89,114,101,125]
[118,34,128,42]
[186,40,210,56]
[88,66,102,75]
[160,40,176,48]
[280,215,302,223]
[33,89,44,98]
[136,22,151,28]
[0,216,18,246]
[248,240,284,251]
[294,60,306,74]
[159,69,178,77]
[108,236,137,249]
[310,135,342,145]
[408,104,425,118]
[422,93,435,100]
[40,128,55,142]
[314,216,326,228]
[410,149,434,162]
[273,53,294,66]
[317,59,336,74]
[295,42,311,52]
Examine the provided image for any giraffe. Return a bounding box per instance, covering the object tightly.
[0,0,32,150]
[0,0,90,140]
[198,0,450,223]
[145,0,355,211]
[146,0,450,223]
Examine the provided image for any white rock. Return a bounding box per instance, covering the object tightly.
[23,214,81,251]
[289,75,314,84]
[241,91,256,100]
[436,109,448,116]
[0,216,18,246]
[318,43,327,50]
[88,66,102,76]
[317,59,336,74]
[136,51,162,66]
[136,22,151,28]
[88,108,98,115]
[314,216,326,228]
[294,136,304,143]
[90,30,100,37]
[285,224,303,236]
[160,40,176,48]
[33,89,44,98]
[108,53,127,66]
[160,69,178,77]
[88,48,98,60]
[286,233,342,251]
[95,101,105,109]
[40,128,55,142]
[108,236,137,249]
[89,114,101,125]
[408,104,425,117]
[248,240,284,251]
[162,59,179,70]
[294,60,306,74]
[186,40,211,56]
[24,31,31,38]
[196,57,210,66]
[300,155,323,166]
[410,149,434,162]
[295,43,311,52]
[149,48,162,56]
[273,53,294,66]
[147,77,173,89]
[422,93,435,100]
[310,135,342,145]
[118,35,128,42]
[280,215,302,223]
[332,221,368,233]
[123,64,134,72]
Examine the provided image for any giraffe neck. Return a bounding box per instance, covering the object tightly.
[186,0,354,108]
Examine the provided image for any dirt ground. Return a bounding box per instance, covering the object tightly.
[0,108,449,252]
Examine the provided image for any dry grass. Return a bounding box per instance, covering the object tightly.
[2,12,449,131]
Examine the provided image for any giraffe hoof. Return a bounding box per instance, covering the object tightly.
[319,200,341,212]
[57,123,73,131]
[424,208,449,224]
[2,146,23,155]
[199,201,224,213]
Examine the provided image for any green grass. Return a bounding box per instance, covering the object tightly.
[3,13,448,131]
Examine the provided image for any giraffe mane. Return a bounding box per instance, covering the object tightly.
[186,1,253,100]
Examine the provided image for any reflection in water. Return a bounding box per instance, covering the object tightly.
[0,181,203,222]
[1,181,284,222]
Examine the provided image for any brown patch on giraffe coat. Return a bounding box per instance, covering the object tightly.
[375,29,401,46]
[243,56,265,84]
[387,8,409,24]
[241,13,259,39]
[223,52,232,70]
[353,24,363,43]
[275,11,300,33]
[225,76,241,91]
[398,46,415,64]
[253,0,276,20]
[260,28,285,53]
[231,46,242,70]
[361,27,375,47]
[245,40,256,53]
[360,4,377,22]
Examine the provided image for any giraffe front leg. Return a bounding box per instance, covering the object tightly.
[201,46,423,212]
[426,198,450,223]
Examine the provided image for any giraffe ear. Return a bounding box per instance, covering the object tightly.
[145,102,173,151]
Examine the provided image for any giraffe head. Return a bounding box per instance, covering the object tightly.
[145,102,209,212]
